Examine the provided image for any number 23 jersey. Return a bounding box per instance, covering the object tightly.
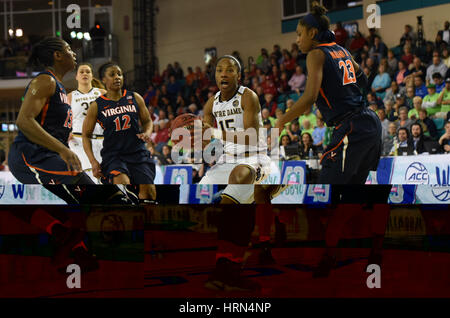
[315,42,365,125]
[96,90,147,160]
[71,87,104,135]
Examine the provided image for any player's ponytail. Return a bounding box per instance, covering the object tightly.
[91,77,105,89]
[28,37,65,68]
[299,1,334,43]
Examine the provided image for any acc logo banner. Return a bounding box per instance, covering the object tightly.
[390,155,449,185]
[280,161,306,185]
[164,166,192,184]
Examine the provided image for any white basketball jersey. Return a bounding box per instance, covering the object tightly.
[71,88,104,135]
[212,86,266,154]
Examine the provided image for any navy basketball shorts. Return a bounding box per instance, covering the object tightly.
[319,108,382,184]
[8,141,94,185]
[101,154,156,184]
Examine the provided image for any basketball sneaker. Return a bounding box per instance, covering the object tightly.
[205,257,261,292]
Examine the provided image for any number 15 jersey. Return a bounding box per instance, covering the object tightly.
[315,42,365,126]
[96,90,147,160]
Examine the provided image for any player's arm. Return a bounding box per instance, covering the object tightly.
[67,91,73,105]
[202,96,218,137]
[82,101,102,177]
[135,92,153,143]
[16,74,81,171]
[275,49,324,131]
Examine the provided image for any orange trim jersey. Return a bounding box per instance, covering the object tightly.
[315,42,365,125]
[15,70,72,147]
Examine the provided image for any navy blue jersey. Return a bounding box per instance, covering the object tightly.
[314,42,365,125]
[96,90,147,159]
[15,70,72,146]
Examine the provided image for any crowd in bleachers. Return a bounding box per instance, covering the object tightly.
[144,20,450,168]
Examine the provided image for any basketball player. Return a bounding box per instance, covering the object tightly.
[68,63,106,183]
[200,55,276,203]
[83,62,156,201]
[8,37,131,204]
[275,2,382,185]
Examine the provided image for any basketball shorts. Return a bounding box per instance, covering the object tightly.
[8,141,94,185]
[69,135,103,184]
[199,153,271,203]
[319,108,382,184]
[101,154,156,184]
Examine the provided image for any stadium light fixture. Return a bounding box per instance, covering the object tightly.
[15,29,23,37]
[70,31,77,38]
[76,32,83,40]
[83,32,91,41]
[8,29,14,37]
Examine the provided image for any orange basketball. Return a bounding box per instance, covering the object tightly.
[170,113,199,145]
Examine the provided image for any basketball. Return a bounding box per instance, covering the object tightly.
[170,113,199,146]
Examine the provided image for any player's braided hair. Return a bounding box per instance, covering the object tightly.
[98,61,120,79]
[28,37,65,68]
[300,1,330,32]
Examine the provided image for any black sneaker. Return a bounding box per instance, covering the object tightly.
[205,258,261,292]
[313,254,337,278]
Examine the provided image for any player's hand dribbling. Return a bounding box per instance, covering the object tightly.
[59,148,82,173]
[137,133,151,143]
[91,159,103,179]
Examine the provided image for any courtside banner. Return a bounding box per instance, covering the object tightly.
[179,184,219,204]
[163,165,193,184]
[390,154,450,185]
[414,185,450,204]
[279,161,307,184]
[0,172,66,205]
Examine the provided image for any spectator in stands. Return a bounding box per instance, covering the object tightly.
[287,120,301,142]
[367,28,379,47]
[390,127,414,156]
[367,91,384,109]
[436,77,450,118]
[300,119,314,136]
[334,22,348,47]
[291,43,300,61]
[386,49,398,78]
[368,101,378,112]
[422,84,441,116]
[371,64,391,99]
[405,86,415,109]
[438,21,450,45]
[382,122,398,156]
[167,75,181,98]
[288,65,306,93]
[261,75,277,96]
[278,71,290,94]
[442,47,450,68]
[397,106,414,130]
[418,109,438,140]
[394,93,408,114]
[257,50,270,74]
[280,135,291,148]
[377,108,390,139]
[383,81,403,105]
[434,33,447,52]
[153,121,170,153]
[426,52,448,85]
[370,36,388,64]
[401,45,414,67]
[438,121,450,153]
[0,149,7,171]
[408,96,423,120]
[282,50,296,75]
[385,100,397,121]
[262,93,278,117]
[160,145,174,165]
[395,60,410,87]
[162,64,175,82]
[312,117,326,151]
[421,42,435,65]
[173,62,184,80]
[286,98,295,113]
[349,31,366,58]
[414,76,428,99]
[432,73,445,93]
[152,70,163,87]
[298,106,317,130]
[299,133,317,159]
[406,57,426,83]
[410,123,431,154]
[271,44,282,62]
[400,24,416,47]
